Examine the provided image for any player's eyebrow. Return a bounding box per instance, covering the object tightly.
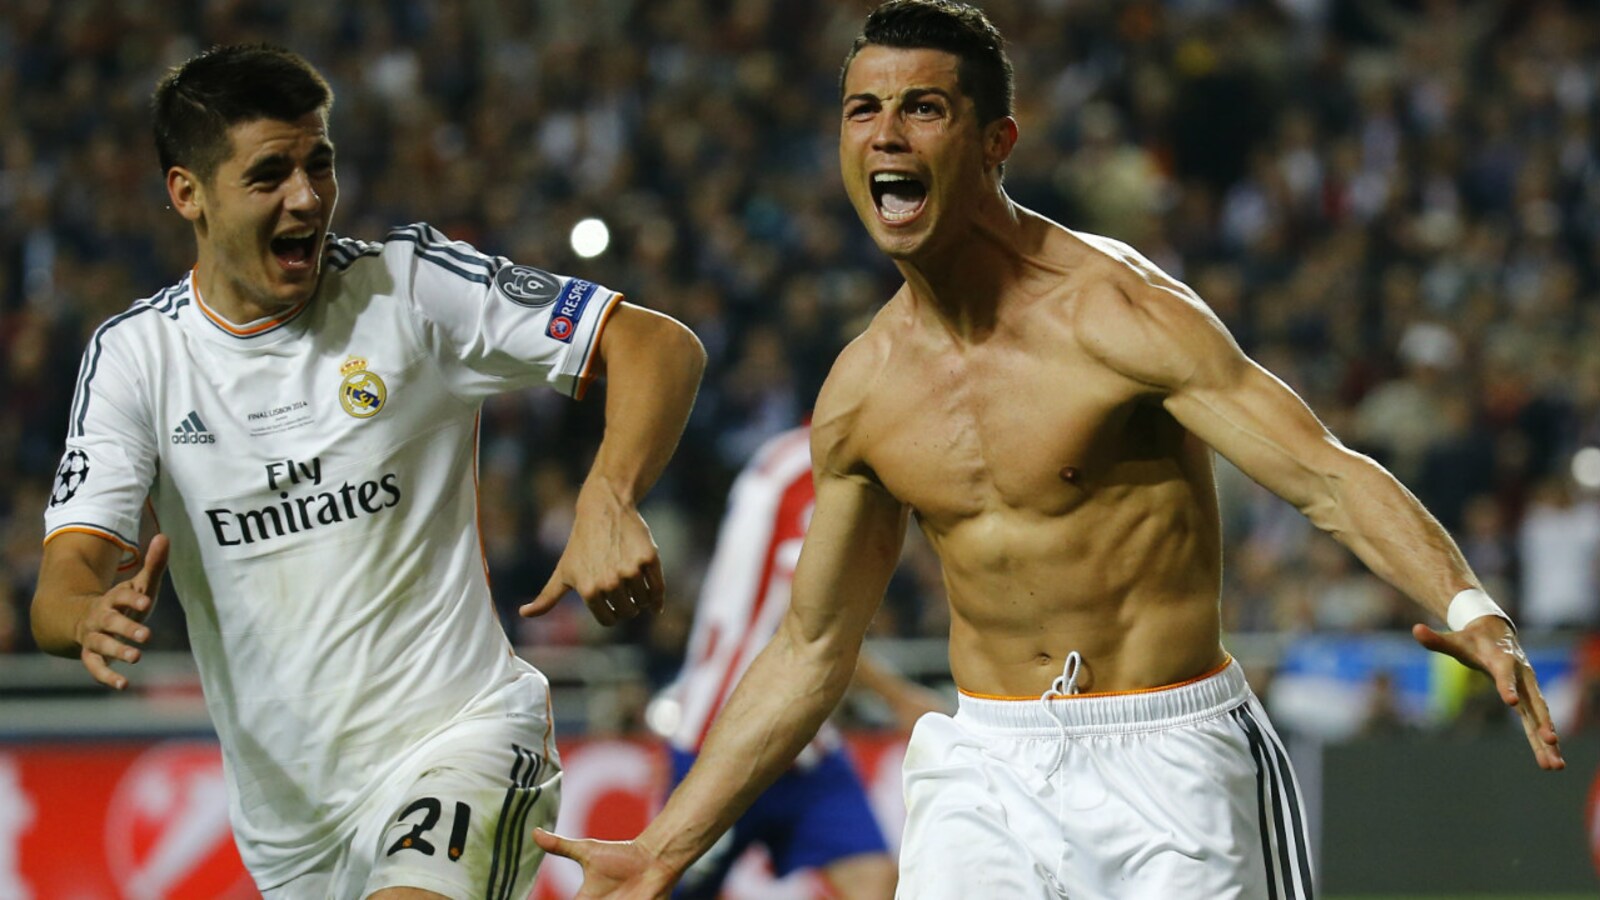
[844,87,954,106]
[240,153,291,181]
[240,141,335,180]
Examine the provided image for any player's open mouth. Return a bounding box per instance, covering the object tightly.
[871,172,927,224]
[270,231,319,270]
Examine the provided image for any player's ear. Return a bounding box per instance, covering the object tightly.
[983,116,1018,172]
[167,167,205,223]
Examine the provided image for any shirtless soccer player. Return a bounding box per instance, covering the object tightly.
[537,2,1564,898]
[30,46,704,899]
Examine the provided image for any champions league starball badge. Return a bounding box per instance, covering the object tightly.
[49,449,90,507]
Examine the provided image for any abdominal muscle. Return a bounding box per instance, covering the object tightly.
[926,479,1228,698]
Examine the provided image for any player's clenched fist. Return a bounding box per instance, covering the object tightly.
[520,481,665,625]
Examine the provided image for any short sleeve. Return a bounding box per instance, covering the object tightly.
[390,224,622,402]
[43,321,159,561]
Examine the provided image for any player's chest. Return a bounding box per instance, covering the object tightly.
[861,350,1136,518]
[150,327,463,494]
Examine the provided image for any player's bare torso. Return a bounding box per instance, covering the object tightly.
[826,214,1228,696]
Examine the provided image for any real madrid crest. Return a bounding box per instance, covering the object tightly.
[338,356,387,419]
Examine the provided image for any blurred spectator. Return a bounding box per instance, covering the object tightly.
[1353,319,1458,484]
[1359,669,1413,737]
[1516,476,1600,631]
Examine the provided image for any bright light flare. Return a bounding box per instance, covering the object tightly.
[570,217,610,259]
[1572,446,1600,490]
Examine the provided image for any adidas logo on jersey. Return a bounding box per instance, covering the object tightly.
[171,411,217,445]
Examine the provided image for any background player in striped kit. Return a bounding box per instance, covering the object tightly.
[659,424,945,899]
[536,2,1563,898]
[30,44,703,899]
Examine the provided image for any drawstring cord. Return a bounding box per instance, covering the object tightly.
[1041,650,1084,702]
[1038,650,1082,898]
[1039,650,1082,776]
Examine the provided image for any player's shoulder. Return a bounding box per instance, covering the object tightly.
[1063,231,1212,335]
[323,231,385,272]
[817,304,898,417]
[87,276,193,351]
[328,222,506,284]
[1062,229,1197,312]
[1058,229,1230,389]
[810,306,902,473]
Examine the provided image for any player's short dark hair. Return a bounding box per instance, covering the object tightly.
[152,44,333,181]
[841,0,1014,126]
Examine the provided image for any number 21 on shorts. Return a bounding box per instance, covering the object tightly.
[387,797,472,861]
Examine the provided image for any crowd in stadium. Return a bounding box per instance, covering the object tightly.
[1,0,1596,729]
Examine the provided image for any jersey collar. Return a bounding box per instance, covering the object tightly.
[187,268,314,345]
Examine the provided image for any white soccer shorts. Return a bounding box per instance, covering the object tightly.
[897,659,1314,899]
[262,692,561,899]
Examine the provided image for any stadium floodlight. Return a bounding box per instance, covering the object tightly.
[570,217,610,259]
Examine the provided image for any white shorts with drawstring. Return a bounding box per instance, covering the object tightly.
[896,658,1313,900]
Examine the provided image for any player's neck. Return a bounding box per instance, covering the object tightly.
[897,194,1035,340]
[192,259,304,326]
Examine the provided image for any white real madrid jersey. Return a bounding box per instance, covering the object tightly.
[666,426,841,762]
[43,224,619,883]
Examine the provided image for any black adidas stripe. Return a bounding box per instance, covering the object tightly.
[1235,707,1280,900]
[386,223,521,287]
[1254,704,1315,897]
[486,749,527,899]
[1233,705,1314,899]
[327,234,383,270]
[392,223,504,272]
[488,744,543,900]
[72,302,166,437]
[507,750,549,896]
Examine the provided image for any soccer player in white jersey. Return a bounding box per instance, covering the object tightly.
[662,424,943,899]
[30,45,704,900]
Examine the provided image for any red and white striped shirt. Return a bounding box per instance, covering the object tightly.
[666,425,840,761]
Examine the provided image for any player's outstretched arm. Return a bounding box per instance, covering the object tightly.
[537,359,910,895]
[522,303,704,625]
[32,532,169,690]
[1076,261,1563,770]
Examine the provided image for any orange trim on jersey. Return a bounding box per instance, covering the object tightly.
[573,292,624,401]
[472,412,492,591]
[958,655,1234,702]
[44,525,142,570]
[191,268,308,336]
[544,691,556,761]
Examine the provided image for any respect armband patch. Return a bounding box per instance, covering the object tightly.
[546,278,599,344]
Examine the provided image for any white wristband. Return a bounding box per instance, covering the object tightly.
[1446,588,1513,632]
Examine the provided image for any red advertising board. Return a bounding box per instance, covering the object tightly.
[0,735,908,899]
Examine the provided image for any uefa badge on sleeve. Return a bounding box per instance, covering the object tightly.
[495,264,561,309]
[338,356,387,419]
[49,449,90,507]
